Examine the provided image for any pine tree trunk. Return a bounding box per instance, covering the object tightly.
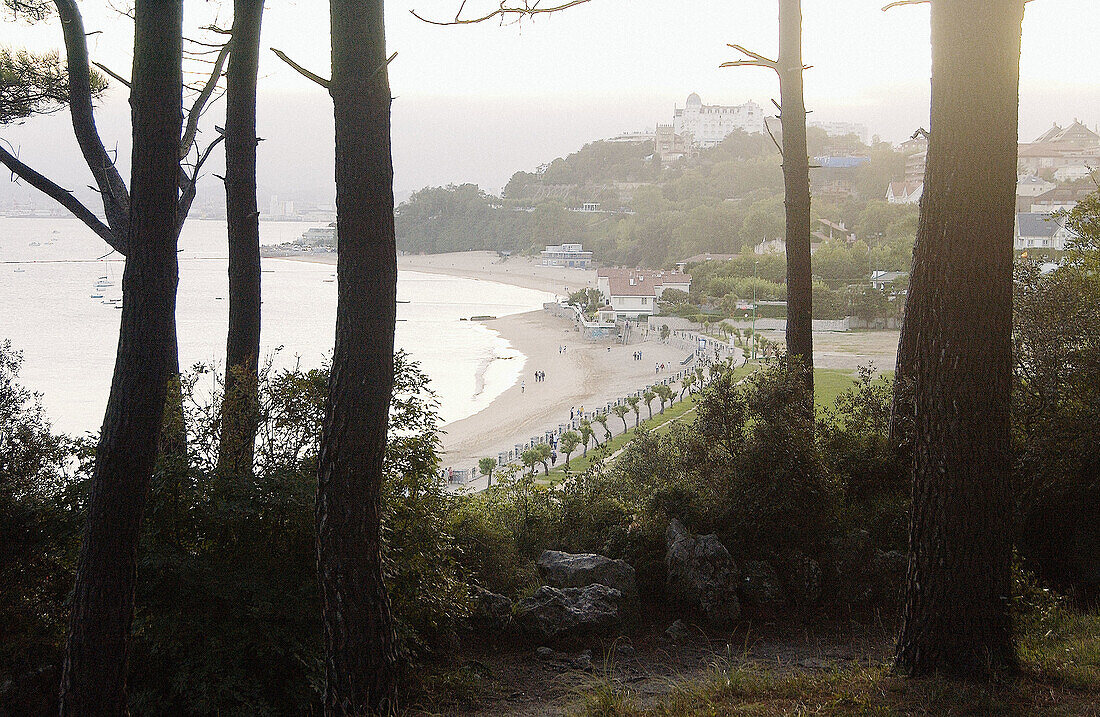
[218,0,265,476]
[58,2,182,713]
[317,0,400,712]
[778,0,813,394]
[894,0,1024,679]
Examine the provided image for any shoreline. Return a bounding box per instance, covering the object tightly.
[284,250,597,296]
[438,309,692,478]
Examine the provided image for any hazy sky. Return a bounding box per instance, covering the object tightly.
[2,1,1099,199]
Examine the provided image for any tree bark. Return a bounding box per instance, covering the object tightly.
[894,0,1024,679]
[58,1,182,713]
[317,0,400,713]
[778,0,813,395]
[218,0,265,476]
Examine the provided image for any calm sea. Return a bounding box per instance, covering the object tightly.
[0,217,553,434]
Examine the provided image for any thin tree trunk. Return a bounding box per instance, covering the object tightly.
[778,0,813,394]
[218,0,265,476]
[317,0,400,713]
[894,0,1024,679]
[58,2,182,713]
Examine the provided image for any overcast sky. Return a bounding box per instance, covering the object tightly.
[2,0,1099,199]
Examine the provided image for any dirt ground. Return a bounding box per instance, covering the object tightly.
[411,617,897,716]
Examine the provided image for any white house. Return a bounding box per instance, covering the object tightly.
[886,181,923,205]
[1015,213,1073,251]
[596,268,691,319]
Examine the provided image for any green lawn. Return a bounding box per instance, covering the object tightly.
[538,364,888,482]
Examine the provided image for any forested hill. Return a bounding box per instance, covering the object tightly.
[394,128,916,269]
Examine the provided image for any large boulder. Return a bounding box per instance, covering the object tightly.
[665,518,741,627]
[537,550,639,606]
[740,560,786,613]
[515,584,624,642]
[468,585,514,634]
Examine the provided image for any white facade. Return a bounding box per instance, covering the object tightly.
[672,93,764,148]
[540,243,593,268]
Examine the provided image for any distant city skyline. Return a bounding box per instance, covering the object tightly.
[1,1,1098,202]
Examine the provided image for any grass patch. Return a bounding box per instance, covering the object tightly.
[546,396,699,480]
[577,609,1100,716]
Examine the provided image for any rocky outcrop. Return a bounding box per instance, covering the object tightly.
[740,560,786,612]
[537,550,639,606]
[665,518,741,627]
[515,584,624,642]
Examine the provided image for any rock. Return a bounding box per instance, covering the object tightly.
[665,518,741,627]
[780,551,823,607]
[536,646,568,662]
[537,550,639,606]
[515,584,624,642]
[571,649,594,671]
[469,585,514,633]
[661,619,691,644]
[740,560,786,612]
[612,643,636,660]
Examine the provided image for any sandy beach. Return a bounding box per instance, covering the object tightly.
[281,250,898,489]
[439,310,691,472]
[292,250,597,296]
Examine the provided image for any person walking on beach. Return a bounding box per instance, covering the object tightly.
[521,380,525,394]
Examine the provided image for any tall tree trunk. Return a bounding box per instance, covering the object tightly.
[894,0,1024,679]
[317,0,400,713]
[58,2,182,713]
[218,0,265,476]
[778,0,813,395]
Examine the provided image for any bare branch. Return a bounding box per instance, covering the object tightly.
[92,61,130,88]
[720,44,778,74]
[181,41,230,158]
[410,0,594,26]
[882,0,928,9]
[270,48,330,89]
[0,141,123,253]
[177,133,225,231]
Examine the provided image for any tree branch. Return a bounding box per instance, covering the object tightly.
[177,133,225,230]
[91,61,130,88]
[410,0,594,26]
[270,48,330,88]
[720,44,778,73]
[54,0,130,236]
[181,41,230,158]
[0,141,124,253]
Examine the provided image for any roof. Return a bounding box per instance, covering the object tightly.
[599,268,692,297]
[1017,213,1063,238]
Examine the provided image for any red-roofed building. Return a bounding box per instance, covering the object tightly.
[596,268,691,319]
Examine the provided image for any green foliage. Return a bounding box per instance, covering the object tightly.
[0,341,81,712]
[0,45,108,124]
[1013,245,1100,599]
[396,133,914,270]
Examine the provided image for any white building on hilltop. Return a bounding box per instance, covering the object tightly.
[673,93,764,147]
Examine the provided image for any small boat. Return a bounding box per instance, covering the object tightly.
[29,241,41,247]
[13,267,25,273]
[91,294,104,299]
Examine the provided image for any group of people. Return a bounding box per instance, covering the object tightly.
[654,362,668,373]
[533,370,547,382]
[631,350,644,361]
[557,345,568,354]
